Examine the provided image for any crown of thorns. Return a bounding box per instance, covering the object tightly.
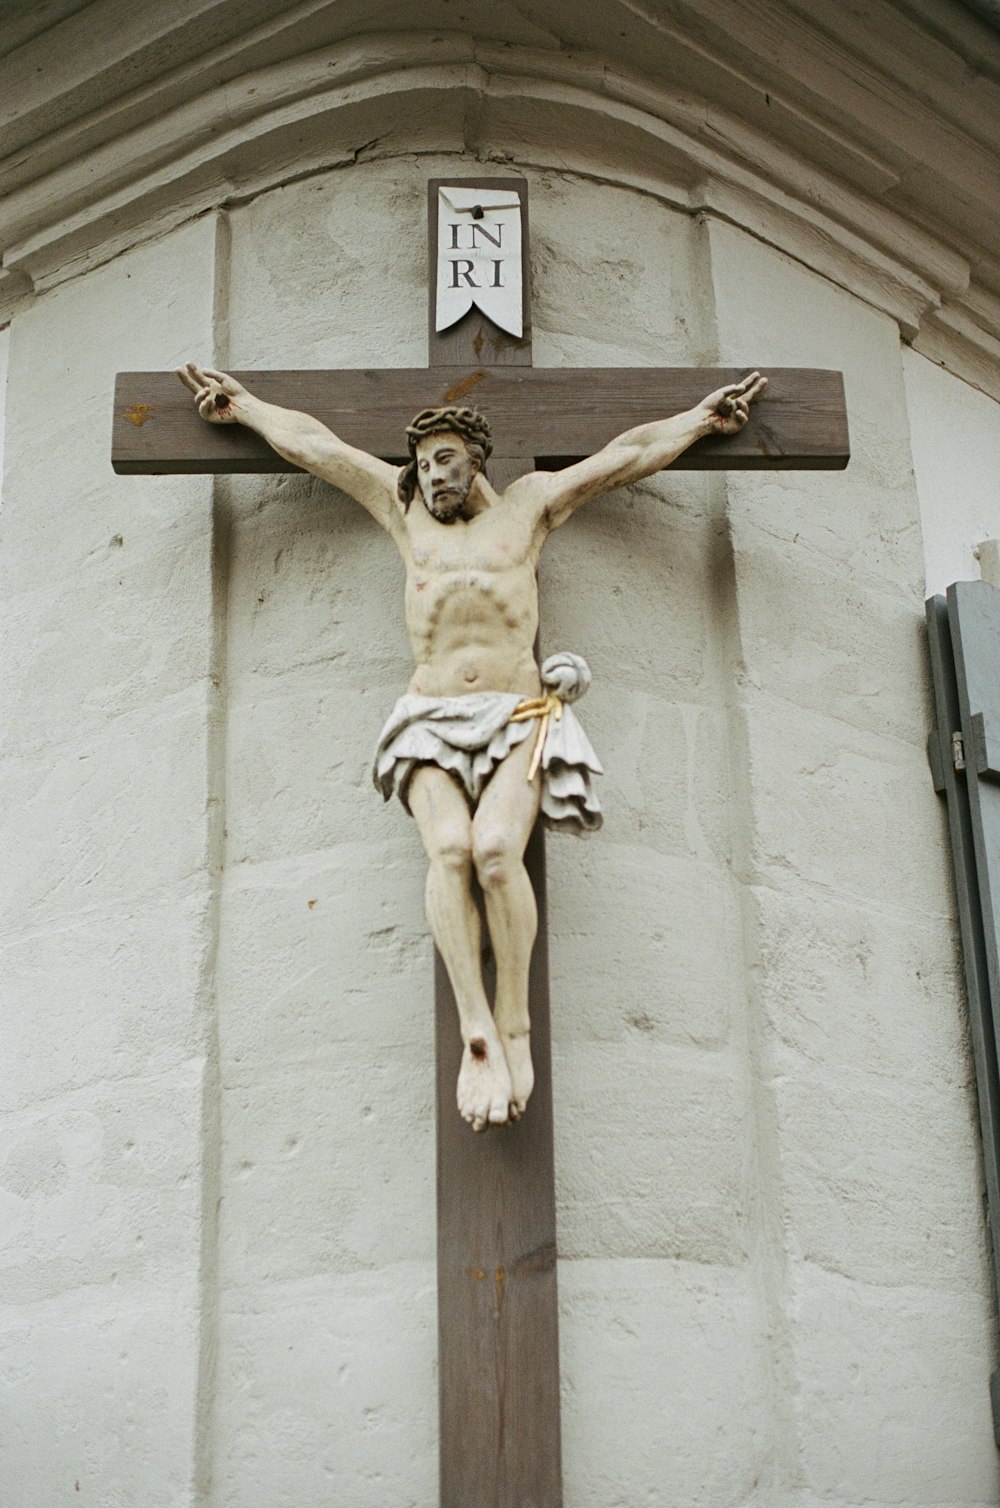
[405,406,493,461]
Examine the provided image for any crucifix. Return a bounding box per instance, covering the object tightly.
[113,177,848,1507]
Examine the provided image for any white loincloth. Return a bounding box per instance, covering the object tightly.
[372,652,603,835]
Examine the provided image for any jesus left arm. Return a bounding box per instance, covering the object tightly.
[525,371,767,532]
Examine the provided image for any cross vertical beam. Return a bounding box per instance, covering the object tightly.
[430,179,563,1507]
[434,828,561,1506]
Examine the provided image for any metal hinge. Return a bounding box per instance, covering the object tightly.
[953,731,967,770]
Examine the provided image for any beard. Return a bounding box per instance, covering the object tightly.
[423,484,470,523]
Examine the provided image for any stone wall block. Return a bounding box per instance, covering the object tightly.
[751,883,973,1098]
[1,523,214,758]
[3,875,214,1112]
[792,1266,1000,1502]
[708,218,927,597]
[0,425,197,591]
[0,1062,204,1304]
[0,684,215,928]
[726,530,930,747]
[0,1290,200,1508]
[903,345,1000,595]
[216,846,428,1071]
[547,844,738,1050]
[559,1259,767,1508]
[731,464,920,598]
[539,494,720,703]
[213,1271,437,1508]
[0,214,221,1508]
[226,162,708,373]
[773,1065,988,1291]
[528,175,707,367]
[224,681,393,867]
[2,220,216,595]
[554,1042,749,1263]
[226,166,433,368]
[742,693,945,916]
[224,477,408,685]
[218,1054,434,1287]
[581,694,733,865]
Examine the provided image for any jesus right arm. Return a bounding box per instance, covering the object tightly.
[176,362,401,534]
[521,370,767,533]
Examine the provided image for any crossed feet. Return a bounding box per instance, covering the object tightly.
[457,1012,535,1133]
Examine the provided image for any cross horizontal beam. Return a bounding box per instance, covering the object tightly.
[111,366,849,475]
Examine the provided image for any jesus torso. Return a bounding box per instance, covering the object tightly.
[396,479,546,700]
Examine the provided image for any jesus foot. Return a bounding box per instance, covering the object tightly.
[457,1031,514,1132]
[498,1024,534,1120]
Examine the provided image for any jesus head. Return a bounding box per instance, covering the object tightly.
[397,406,493,521]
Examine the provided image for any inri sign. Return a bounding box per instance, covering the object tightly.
[435,184,523,338]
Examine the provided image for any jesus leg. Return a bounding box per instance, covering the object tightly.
[471,734,542,1119]
[408,765,513,1131]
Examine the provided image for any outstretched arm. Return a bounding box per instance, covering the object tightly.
[176,363,401,534]
[528,371,767,531]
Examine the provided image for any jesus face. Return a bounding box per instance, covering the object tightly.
[414,432,480,522]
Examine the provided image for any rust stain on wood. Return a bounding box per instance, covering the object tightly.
[121,404,153,427]
[466,1266,487,1281]
[442,370,487,403]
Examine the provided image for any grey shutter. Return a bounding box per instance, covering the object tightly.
[927,581,1000,1444]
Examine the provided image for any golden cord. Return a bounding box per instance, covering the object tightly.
[510,691,563,782]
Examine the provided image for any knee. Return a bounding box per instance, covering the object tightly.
[472,829,520,889]
[429,830,473,875]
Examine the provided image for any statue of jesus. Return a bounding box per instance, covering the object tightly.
[177,362,766,1130]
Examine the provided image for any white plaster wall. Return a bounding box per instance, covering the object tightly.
[532,176,773,1505]
[0,326,8,499]
[0,220,221,1507]
[903,347,1000,596]
[3,147,1000,1508]
[210,165,438,1507]
[711,220,1000,1505]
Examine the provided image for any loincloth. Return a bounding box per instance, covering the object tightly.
[372,652,603,835]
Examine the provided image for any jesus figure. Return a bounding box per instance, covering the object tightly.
[177,362,766,1130]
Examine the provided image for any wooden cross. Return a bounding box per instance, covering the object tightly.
[113,178,848,1508]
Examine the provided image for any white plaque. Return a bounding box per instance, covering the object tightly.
[435,186,523,338]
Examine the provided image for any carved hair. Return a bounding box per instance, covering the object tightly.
[397,406,493,506]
